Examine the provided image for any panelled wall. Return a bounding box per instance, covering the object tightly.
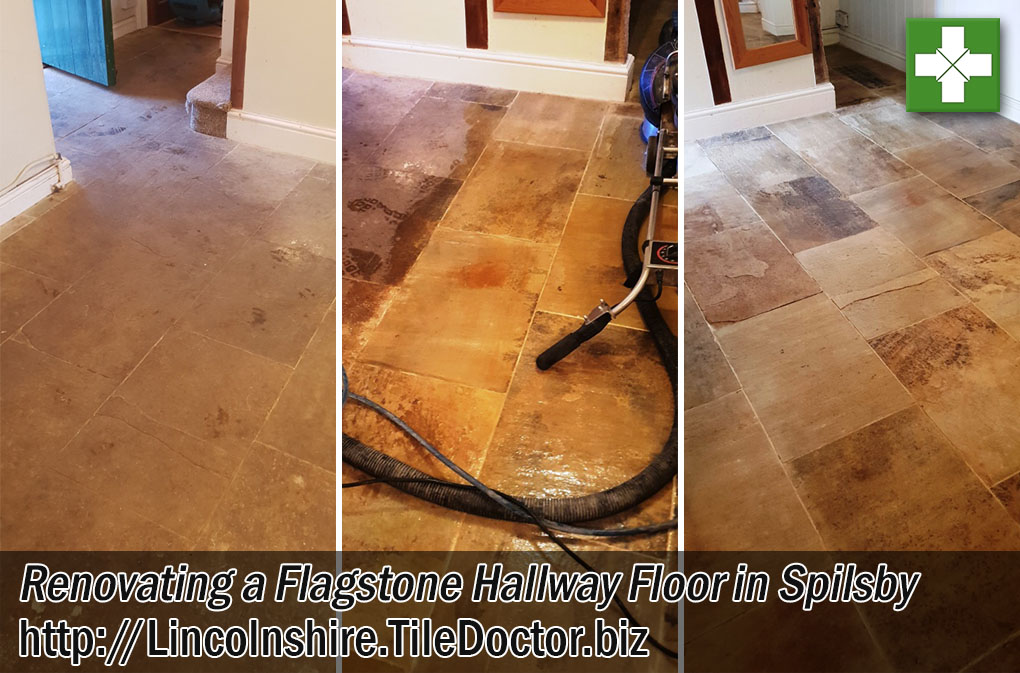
[837,0,935,69]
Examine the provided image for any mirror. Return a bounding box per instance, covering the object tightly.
[722,0,812,69]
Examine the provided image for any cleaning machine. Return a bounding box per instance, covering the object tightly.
[342,22,679,658]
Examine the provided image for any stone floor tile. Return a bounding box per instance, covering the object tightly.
[358,229,554,392]
[203,442,335,551]
[870,306,1020,485]
[259,310,336,472]
[441,141,587,244]
[22,243,209,378]
[715,294,913,460]
[181,238,335,365]
[493,92,607,151]
[373,96,506,180]
[897,138,1020,198]
[683,287,738,410]
[685,220,819,324]
[0,264,65,342]
[852,175,1001,255]
[838,103,953,152]
[965,180,1020,235]
[790,407,1020,550]
[538,194,678,331]
[116,329,292,454]
[926,231,1020,340]
[342,71,431,164]
[748,175,877,252]
[341,164,460,285]
[685,391,822,551]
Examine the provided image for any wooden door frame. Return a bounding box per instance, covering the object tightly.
[230,0,248,109]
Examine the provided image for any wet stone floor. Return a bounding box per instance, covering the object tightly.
[0,26,336,551]
[340,71,680,556]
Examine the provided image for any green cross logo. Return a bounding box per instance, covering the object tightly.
[906,18,999,111]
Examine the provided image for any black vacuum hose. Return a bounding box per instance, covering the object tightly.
[342,186,678,524]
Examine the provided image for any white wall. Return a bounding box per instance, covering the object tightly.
[226,0,336,162]
[685,0,716,112]
[837,0,935,69]
[837,1,1018,122]
[112,0,142,38]
[686,0,834,138]
[340,0,630,100]
[0,1,59,210]
[936,0,1020,122]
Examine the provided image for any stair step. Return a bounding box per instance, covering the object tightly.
[185,66,231,138]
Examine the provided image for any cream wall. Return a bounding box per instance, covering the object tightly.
[345,0,467,49]
[344,0,608,62]
[341,0,629,100]
[487,6,608,63]
[241,0,336,131]
[0,1,58,191]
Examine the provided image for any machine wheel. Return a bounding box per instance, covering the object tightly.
[645,133,658,175]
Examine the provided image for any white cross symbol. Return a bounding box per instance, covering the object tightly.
[915,26,992,103]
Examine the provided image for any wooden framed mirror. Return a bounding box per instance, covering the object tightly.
[722,0,811,69]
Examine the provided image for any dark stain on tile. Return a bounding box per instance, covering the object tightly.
[790,406,1020,550]
[683,287,739,409]
[697,126,772,148]
[870,306,997,388]
[427,81,518,107]
[965,180,1020,234]
[833,64,893,89]
[459,261,510,289]
[341,165,461,286]
[750,175,876,252]
[869,305,1020,485]
[685,221,820,324]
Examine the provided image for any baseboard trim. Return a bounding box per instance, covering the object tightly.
[685,83,836,140]
[342,36,634,101]
[113,16,138,40]
[0,158,73,226]
[822,26,839,46]
[226,110,336,164]
[838,31,905,71]
[216,56,232,68]
[999,93,1020,125]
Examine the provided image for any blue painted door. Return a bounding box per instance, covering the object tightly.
[33,0,116,86]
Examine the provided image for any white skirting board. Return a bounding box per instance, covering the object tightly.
[837,32,1020,124]
[838,31,906,71]
[112,15,138,40]
[685,83,836,140]
[342,37,634,102]
[1000,94,1020,125]
[0,158,73,227]
[226,110,336,164]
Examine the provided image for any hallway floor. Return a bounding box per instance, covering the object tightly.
[0,26,336,551]
[341,71,679,554]
[686,46,1020,554]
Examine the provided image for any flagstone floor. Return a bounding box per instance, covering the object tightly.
[683,44,1020,673]
[340,71,680,556]
[686,45,1020,554]
[0,26,336,551]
